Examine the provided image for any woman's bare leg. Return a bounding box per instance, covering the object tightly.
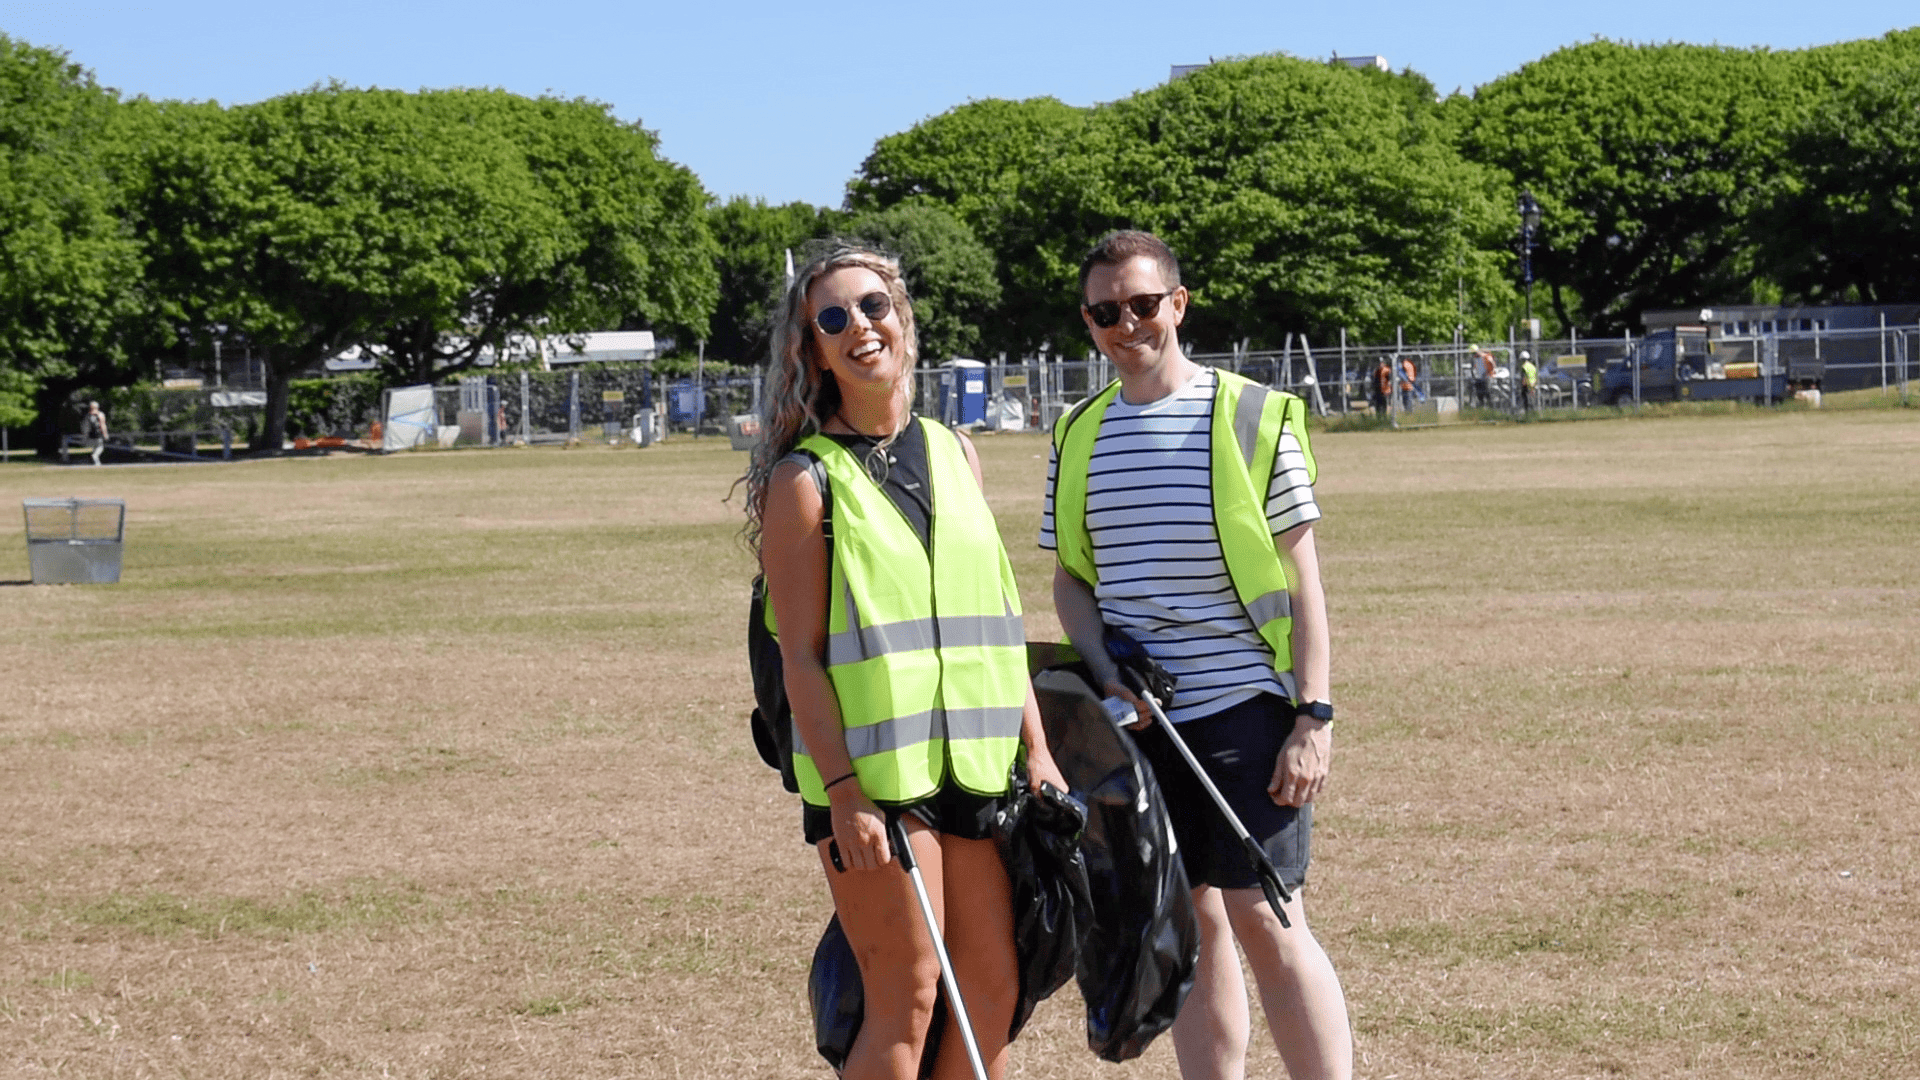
[928,833,1017,1080]
[819,820,943,1080]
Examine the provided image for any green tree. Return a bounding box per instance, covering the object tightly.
[371,91,719,386]
[1760,58,1920,303]
[1453,38,1920,334]
[0,35,145,451]
[0,367,34,429]
[850,96,1086,227]
[850,97,1088,355]
[1016,57,1516,352]
[706,197,838,364]
[130,87,512,448]
[129,84,717,451]
[839,204,1001,363]
[851,61,1512,355]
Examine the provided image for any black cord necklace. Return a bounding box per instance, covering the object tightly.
[833,411,901,483]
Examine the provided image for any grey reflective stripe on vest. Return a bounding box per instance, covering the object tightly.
[827,578,1024,665]
[1234,383,1271,466]
[1245,587,1293,628]
[840,704,1026,759]
[1230,384,1292,630]
[828,618,935,665]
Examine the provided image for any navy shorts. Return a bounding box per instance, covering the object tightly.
[802,783,1004,847]
[1132,692,1311,891]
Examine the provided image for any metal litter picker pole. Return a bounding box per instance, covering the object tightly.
[887,816,990,1080]
[1139,692,1295,929]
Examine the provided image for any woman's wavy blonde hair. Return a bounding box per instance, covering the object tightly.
[740,242,918,557]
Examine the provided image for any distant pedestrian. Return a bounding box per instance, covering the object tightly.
[1396,356,1423,412]
[1519,352,1539,413]
[83,401,108,466]
[1472,347,1495,407]
[1370,358,1392,416]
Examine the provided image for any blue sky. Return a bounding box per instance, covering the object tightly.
[7,2,1915,208]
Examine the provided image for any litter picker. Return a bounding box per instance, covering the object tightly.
[1105,630,1295,929]
[888,815,991,1080]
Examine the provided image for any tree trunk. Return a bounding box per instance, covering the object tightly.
[30,378,82,459]
[255,361,294,453]
[1551,282,1577,338]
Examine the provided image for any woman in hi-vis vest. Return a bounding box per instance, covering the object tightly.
[742,244,1067,1080]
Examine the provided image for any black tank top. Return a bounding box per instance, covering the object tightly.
[822,420,933,552]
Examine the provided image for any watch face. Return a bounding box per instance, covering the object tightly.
[1298,701,1334,722]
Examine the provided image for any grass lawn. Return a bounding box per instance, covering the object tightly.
[2,407,1916,1078]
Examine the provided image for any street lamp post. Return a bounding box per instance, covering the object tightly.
[1516,191,1542,413]
[1517,190,1541,333]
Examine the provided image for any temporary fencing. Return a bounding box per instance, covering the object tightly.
[930,320,1920,430]
[71,319,1919,460]
[495,368,756,444]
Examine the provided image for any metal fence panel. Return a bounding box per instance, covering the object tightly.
[23,497,125,585]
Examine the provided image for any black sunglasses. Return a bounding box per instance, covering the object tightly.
[813,291,893,336]
[1085,290,1177,329]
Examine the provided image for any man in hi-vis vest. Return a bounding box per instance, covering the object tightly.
[1043,231,1352,1080]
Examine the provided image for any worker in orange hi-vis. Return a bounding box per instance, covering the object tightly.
[1396,356,1424,412]
[1473,347,1496,407]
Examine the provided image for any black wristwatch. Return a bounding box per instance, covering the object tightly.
[1293,700,1334,723]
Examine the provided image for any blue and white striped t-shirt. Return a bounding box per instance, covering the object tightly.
[1040,368,1321,723]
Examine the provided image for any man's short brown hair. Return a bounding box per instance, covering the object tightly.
[1079,230,1182,301]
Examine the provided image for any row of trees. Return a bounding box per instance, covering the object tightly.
[1,33,717,451]
[1459,33,1920,335]
[711,30,1920,367]
[6,29,1918,449]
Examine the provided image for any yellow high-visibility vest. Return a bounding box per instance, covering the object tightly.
[1051,369,1315,674]
[786,418,1027,807]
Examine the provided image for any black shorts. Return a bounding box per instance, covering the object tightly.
[802,783,1005,847]
[1132,692,1311,891]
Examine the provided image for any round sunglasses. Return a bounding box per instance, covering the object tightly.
[1085,290,1177,329]
[813,291,893,336]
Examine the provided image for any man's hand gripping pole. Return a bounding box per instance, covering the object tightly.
[1106,628,1294,929]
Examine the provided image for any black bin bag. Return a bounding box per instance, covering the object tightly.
[808,778,1092,1074]
[1029,653,1200,1062]
[809,915,866,1073]
[997,765,1094,1037]
[1032,667,1199,1061]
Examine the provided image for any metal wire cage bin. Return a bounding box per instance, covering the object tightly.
[23,497,126,584]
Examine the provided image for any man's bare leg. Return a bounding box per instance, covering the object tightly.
[1222,887,1351,1080]
[1170,885,1251,1080]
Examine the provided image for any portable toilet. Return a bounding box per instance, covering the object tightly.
[668,381,702,427]
[939,359,988,426]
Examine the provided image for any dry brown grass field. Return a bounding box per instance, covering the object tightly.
[2,408,1916,1079]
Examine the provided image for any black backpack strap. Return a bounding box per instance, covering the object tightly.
[779,448,831,538]
[749,447,830,794]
